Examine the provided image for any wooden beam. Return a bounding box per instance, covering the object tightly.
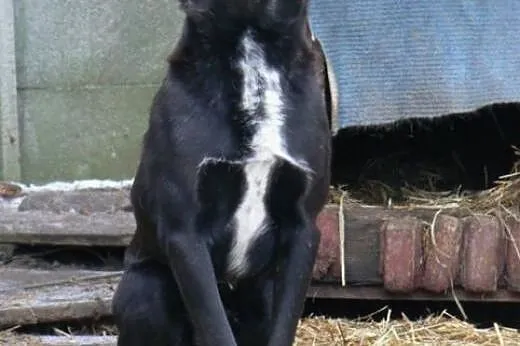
[0,268,119,327]
[17,189,131,213]
[0,335,117,346]
[0,210,135,246]
[0,267,116,291]
[40,336,117,346]
[308,284,520,303]
[0,0,21,181]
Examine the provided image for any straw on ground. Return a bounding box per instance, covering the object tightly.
[295,310,520,346]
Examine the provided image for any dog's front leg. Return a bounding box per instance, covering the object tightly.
[268,223,320,346]
[159,217,237,346]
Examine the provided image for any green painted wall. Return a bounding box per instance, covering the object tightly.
[6,0,185,183]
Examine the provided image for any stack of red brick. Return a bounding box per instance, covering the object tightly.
[312,203,520,294]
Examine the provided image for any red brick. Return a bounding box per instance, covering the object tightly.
[313,205,341,280]
[421,215,463,293]
[381,217,424,293]
[505,215,520,291]
[460,215,504,293]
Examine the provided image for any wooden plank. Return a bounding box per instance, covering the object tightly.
[39,336,117,346]
[0,0,21,181]
[308,284,520,302]
[0,334,117,346]
[0,210,135,246]
[17,189,131,214]
[0,267,118,292]
[343,205,383,285]
[342,204,449,285]
[0,268,120,327]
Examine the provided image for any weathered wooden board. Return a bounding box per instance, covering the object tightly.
[333,204,455,285]
[308,285,520,302]
[0,267,117,292]
[38,335,117,346]
[17,190,131,214]
[0,268,120,327]
[0,334,117,346]
[0,210,135,246]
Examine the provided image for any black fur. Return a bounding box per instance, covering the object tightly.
[112,1,331,345]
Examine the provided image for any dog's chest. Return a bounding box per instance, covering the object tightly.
[224,32,286,277]
[199,31,306,278]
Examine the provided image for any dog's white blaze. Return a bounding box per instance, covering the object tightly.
[227,31,307,277]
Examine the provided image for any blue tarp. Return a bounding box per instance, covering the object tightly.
[309,0,520,128]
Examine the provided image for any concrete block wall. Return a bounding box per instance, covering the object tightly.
[1,0,185,183]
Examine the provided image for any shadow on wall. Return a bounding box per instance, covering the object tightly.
[331,102,520,204]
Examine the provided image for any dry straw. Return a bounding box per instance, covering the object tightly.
[329,148,520,215]
[295,310,520,346]
[404,149,520,214]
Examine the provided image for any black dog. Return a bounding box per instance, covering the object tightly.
[112,1,331,345]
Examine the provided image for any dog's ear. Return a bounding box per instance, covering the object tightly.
[265,0,307,22]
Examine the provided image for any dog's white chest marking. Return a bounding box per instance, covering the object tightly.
[226,31,307,277]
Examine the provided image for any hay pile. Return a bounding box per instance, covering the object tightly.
[330,151,520,214]
[296,311,520,346]
[398,158,520,214]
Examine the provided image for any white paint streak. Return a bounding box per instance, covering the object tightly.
[227,31,309,277]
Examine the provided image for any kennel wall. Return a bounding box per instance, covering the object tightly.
[2,0,520,183]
